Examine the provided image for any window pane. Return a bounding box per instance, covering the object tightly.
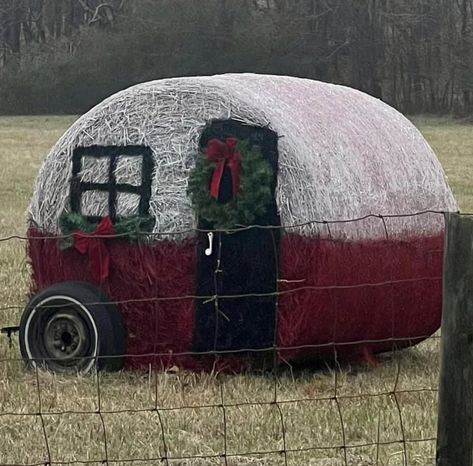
[79,156,109,183]
[116,192,140,217]
[81,191,109,217]
[115,155,143,186]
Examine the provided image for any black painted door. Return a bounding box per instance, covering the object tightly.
[193,120,281,354]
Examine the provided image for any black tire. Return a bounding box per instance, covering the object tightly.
[19,281,126,373]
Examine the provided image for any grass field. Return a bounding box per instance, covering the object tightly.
[0,116,471,466]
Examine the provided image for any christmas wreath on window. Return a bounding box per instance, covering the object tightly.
[188,138,274,230]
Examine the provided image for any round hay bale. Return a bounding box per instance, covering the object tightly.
[26,74,457,371]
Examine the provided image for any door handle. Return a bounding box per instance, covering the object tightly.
[205,232,214,256]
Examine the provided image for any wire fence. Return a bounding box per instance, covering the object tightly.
[0,210,458,466]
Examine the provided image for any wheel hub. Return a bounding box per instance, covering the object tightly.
[44,311,88,361]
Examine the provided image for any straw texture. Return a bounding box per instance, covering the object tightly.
[29,74,458,240]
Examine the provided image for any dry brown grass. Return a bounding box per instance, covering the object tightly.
[0,115,470,466]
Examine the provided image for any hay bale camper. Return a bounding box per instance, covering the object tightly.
[22,74,457,373]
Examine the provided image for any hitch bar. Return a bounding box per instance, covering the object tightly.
[1,326,19,337]
[1,326,20,347]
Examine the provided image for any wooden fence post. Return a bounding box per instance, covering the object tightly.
[437,213,473,466]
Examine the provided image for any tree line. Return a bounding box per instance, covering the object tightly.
[0,0,472,115]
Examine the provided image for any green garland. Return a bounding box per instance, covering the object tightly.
[188,140,274,230]
[59,212,155,249]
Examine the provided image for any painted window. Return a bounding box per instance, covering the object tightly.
[70,145,153,222]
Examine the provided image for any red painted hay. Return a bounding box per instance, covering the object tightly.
[27,228,443,371]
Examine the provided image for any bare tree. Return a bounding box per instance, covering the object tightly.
[1,0,473,115]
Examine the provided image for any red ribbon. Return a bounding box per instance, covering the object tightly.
[73,217,115,283]
[206,138,241,200]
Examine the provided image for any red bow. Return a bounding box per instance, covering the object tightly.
[206,138,241,200]
[73,217,115,283]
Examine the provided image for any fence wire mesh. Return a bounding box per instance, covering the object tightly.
[0,211,454,466]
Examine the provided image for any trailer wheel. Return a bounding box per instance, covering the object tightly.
[19,281,126,373]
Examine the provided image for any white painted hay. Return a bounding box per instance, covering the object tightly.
[29,74,457,241]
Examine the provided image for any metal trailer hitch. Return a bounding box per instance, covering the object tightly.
[1,326,20,348]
